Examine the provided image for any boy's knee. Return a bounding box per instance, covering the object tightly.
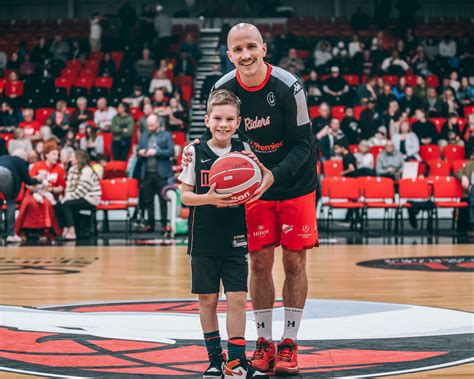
[199,294,218,308]
[226,292,247,309]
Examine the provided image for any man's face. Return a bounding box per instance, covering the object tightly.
[227,26,267,79]
[330,119,340,132]
[320,104,330,118]
[147,117,159,133]
[385,142,394,153]
[97,99,106,110]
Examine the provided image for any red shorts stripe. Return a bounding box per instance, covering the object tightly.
[245,191,318,252]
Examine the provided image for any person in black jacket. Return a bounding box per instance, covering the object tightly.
[0,150,41,243]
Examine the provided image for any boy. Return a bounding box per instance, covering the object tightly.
[178,89,268,379]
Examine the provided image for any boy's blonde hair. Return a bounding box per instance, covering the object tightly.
[207,89,241,116]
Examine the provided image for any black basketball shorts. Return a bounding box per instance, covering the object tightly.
[190,254,248,294]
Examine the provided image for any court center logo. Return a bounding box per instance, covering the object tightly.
[358,256,474,272]
[0,299,472,377]
[0,256,98,275]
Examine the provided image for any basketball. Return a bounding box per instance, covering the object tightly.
[209,152,262,204]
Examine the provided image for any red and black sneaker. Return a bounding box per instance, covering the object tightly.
[250,337,276,373]
[273,338,299,375]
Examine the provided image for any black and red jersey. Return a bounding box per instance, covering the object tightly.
[208,64,317,201]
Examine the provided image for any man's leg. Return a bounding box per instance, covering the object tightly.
[142,173,156,231]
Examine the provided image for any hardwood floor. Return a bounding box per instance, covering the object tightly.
[0,244,472,378]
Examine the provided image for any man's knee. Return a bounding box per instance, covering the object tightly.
[250,247,274,276]
[283,249,307,277]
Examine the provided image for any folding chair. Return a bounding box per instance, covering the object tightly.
[427,160,451,176]
[96,178,131,237]
[322,159,343,177]
[397,178,433,233]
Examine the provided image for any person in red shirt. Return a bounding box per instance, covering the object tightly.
[19,108,41,140]
[4,71,24,99]
[16,142,66,238]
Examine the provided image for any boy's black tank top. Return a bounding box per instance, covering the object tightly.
[187,140,248,256]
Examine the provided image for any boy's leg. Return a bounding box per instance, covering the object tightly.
[199,293,219,334]
[225,291,247,363]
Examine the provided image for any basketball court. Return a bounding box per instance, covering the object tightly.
[1,242,472,378]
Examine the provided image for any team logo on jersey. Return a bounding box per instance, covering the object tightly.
[293,82,303,95]
[358,256,474,272]
[267,92,276,106]
[282,224,294,234]
[244,116,271,132]
[200,170,210,187]
[0,299,472,377]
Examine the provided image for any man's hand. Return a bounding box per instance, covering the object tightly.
[461,175,470,190]
[181,138,200,168]
[138,149,147,157]
[146,148,157,157]
[205,183,238,207]
[241,150,274,203]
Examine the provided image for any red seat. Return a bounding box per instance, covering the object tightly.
[405,75,418,87]
[172,131,187,147]
[430,176,469,232]
[382,75,398,86]
[96,178,130,234]
[98,132,113,159]
[354,105,367,120]
[129,106,144,121]
[450,160,467,174]
[54,77,73,94]
[426,75,439,88]
[359,176,397,230]
[89,51,104,61]
[66,60,83,71]
[80,67,98,78]
[61,68,79,80]
[429,117,446,133]
[463,105,474,116]
[0,133,13,149]
[419,144,441,161]
[94,76,113,89]
[110,51,124,70]
[174,75,193,105]
[427,160,450,176]
[349,144,359,154]
[309,105,320,119]
[443,145,465,161]
[323,159,343,177]
[369,146,384,163]
[398,178,432,232]
[332,105,346,121]
[35,107,54,124]
[342,75,359,86]
[103,160,128,179]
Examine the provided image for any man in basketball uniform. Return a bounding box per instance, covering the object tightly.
[185,23,318,375]
[179,89,268,379]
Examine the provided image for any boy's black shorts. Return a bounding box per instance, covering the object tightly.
[191,254,248,294]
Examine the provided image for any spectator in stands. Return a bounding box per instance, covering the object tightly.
[377,84,397,112]
[410,48,432,76]
[39,121,59,145]
[70,97,94,133]
[439,34,457,60]
[167,97,188,132]
[154,3,172,57]
[151,88,167,111]
[354,140,375,175]
[322,66,350,106]
[464,114,474,158]
[138,103,154,135]
[319,118,347,161]
[98,52,116,77]
[149,69,173,94]
[372,37,390,67]
[0,49,7,73]
[400,86,422,116]
[217,24,233,74]
[305,70,323,106]
[424,87,443,117]
[341,107,361,145]
[60,146,74,172]
[382,100,401,137]
[200,64,221,105]
[94,97,117,131]
[134,48,156,79]
[71,40,85,61]
[55,149,101,240]
[457,77,474,106]
[123,85,146,108]
[449,71,461,92]
[50,100,71,140]
[392,118,421,161]
[334,139,357,177]
[16,143,65,239]
[19,54,36,77]
[79,125,104,161]
[0,101,20,131]
[348,35,363,58]
[173,50,196,77]
[392,76,407,101]
[4,72,24,106]
[279,48,305,76]
[312,102,331,137]
[118,1,137,42]
[422,35,438,61]
[459,33,474,76]
[331,41,349,70]
[50,34,70,63]
[19,108,40,140]
[412,108,438,145]
[6,52,20,70]
[414,76,428,102]
[30,37,49,66]
[356,74,377,105]
[369,126,388,147]
[90,13,102,52]
[439,113,464,148]
[381,50,409,75]
[352,49,374,76]
[360,98,380,140]
[180,32,202,62]
[376,140,404,179]
[8,127,33,156]
[137,114,174,234]
[453,152,474,235]
[350,5,369,31]
[313,40,332,70]
[111,102,134,161]
[441,88,462,117]
[62,130,79,150]
[0,150,41,243]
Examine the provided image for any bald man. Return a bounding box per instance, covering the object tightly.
[137,114,175,234]
[194,23,318,376]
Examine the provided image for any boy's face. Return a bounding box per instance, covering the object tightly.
[205,104,241,143]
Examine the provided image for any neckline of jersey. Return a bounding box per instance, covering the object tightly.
[236,63,272,92]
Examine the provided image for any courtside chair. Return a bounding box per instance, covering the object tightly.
[97,178,131,238]
[322,159,343,177]
[397,178,433,234]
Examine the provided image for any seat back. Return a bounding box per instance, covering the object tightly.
[443,145,465,161]
[419,144,441,161]
[359,176,395,201]
[427,160,450,176]
[103,160,128,179]
[430,176,462,200]
[100,178,129,204]
[322,177,360,201]
[398,178,431,203]
[322,159,343,177]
